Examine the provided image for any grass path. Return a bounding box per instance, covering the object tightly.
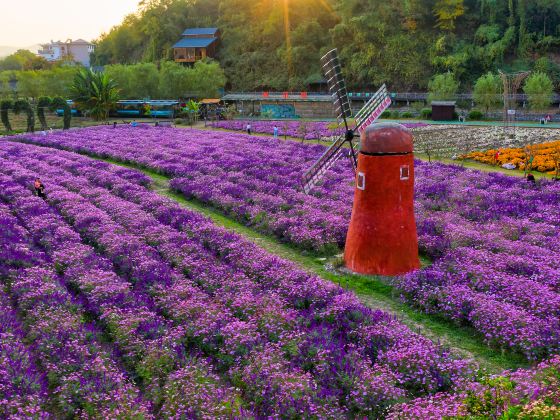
[90,155,529,374]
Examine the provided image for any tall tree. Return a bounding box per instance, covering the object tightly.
[428,72,459,101]
[473,72,502,112]
[523,72,554,110]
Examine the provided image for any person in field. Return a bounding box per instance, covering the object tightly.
[246,123,251,135]
[526,173,536,183]
[273,126,278,138]
[34,178,47,199]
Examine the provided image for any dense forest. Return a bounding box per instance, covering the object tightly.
[91,0,560,91]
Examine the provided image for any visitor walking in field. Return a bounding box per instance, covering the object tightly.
[526,173,536,183]
[246,123,251,135]
[34,178,47,199]
[273,126,278,138]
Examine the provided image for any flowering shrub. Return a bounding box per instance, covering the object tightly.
[0,141,475,416]
[387,355,560,419]
[14,125,560,359]
[468,140,560,174]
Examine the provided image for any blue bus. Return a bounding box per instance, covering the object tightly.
[56,100,180,118]
[112,100,179,118]
[55,100,81,116]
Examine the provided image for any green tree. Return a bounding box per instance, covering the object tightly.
[50,97,72,130]
[433,0,466,31]
[523,72,553,110]
[13,99,35,132]
[37,96,52,130]
[190,61,226,97]
[159,61,193,98]
[70,68,120,120]
[0,100,13,132]
[428,72,459,102]
[473,72,502,112]
[0,50,49,71]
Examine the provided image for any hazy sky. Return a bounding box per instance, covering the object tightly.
[0,0,140,47]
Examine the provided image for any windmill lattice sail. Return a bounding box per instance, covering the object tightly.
[321,49,352,123]
[302,135,347,194]
[301,49,391,194]
[354,84,391,133]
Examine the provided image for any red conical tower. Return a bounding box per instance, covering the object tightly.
[344,123,420,276]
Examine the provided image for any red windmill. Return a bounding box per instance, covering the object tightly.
[302,49,420,276]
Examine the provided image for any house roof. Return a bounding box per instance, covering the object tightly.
[431,101,456,106]
[181,27,218,36]
[172,37,217,48]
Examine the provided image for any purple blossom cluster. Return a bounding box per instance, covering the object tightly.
[387,355,560,419]
[15,125,560,359]
[211,119,428,139]
[0,141,475,417]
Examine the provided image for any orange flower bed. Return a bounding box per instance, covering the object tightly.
[467,140,560,174]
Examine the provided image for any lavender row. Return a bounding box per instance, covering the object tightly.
[0,141,476,416]
[0,206,47,418]
[210,119,428,139]
[0,198,150,418]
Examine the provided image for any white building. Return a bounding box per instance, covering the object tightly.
[38,39,94,67]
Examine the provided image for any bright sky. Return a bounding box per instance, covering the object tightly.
[0,0,140,47]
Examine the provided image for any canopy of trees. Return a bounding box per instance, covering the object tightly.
[105,60,225,98]
[91,0,560,91]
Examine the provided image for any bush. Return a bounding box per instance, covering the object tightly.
[381,110,391,118]
[391,110,400,118]
[468,109,484,120]
[421,108,432,119]
[174,118,185,125]
[402,112,413,118]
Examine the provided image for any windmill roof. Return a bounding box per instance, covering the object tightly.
[173,37,217,48]
[181,27,218,36]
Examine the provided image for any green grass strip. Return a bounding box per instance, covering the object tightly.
[94,156,530,374]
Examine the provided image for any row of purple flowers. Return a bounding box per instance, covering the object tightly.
[0,141,474,417]
[210,119,428,139]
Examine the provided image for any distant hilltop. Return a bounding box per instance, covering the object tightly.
[0,45,41,58]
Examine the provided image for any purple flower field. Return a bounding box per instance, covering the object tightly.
[14,125,560,359]
[0,141,477,417]
[210,119,428,139]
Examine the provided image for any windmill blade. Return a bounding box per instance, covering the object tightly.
[354,84,391,133]
[302,134,347,194]
[321,49,352,123]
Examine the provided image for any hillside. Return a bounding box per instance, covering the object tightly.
[72,0,560,91]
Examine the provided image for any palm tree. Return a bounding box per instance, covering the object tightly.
[182,100,200,126]
[70,68,119,121]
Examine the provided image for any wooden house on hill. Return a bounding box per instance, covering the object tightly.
[172,27,220,64]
